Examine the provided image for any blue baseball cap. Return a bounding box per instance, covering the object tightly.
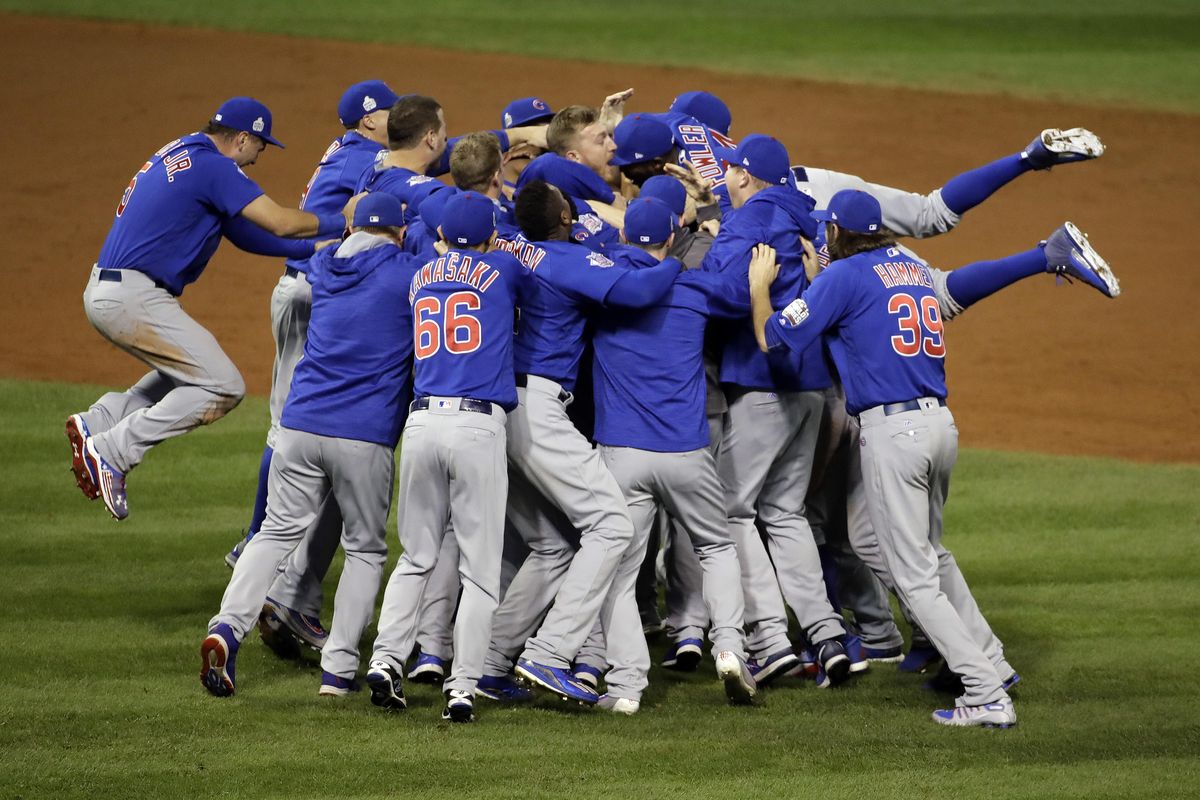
[338,80,401,127]
[725,134,790,186]
[502,97,554,129]
[419,186,460,232]
[212,97,284,148]
[811,189,883,234]
[611,113,675,167]
[669,91,732,136]
[353,192,405,228]
[441,191,497,246]
[623,197,676,246]
[639,174,686,217]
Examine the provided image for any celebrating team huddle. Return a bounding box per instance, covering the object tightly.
[66,79,1119,728]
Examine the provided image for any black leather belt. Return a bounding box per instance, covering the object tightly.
[285,267,301,278]
[515,373,571,403]
[98,268,174,295]
[882,397,946,416]
[411,397,494,415]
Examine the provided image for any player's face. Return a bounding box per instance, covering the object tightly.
[232,133,267,167]
[430,109,449,161]
[724,163,748,208]
[574,121,618,183]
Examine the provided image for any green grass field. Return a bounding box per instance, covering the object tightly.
[2,379,1198,799]
[4,0,1200,112]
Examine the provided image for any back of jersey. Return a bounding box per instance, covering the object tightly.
[409,249,529,410]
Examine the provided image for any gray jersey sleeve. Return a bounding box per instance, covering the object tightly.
[796,167,962,239]
[891,242,964,322]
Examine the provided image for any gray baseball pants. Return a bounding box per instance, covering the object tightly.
[80,267,244,473]
[372,402,508,694]
[512,376,635,670]
[857,400,1010,706]
[210,427,392,679]
[601,445,748,701]
[719,389,845,646]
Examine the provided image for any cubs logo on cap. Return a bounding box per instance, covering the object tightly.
[501,97,555,129]
[212,97,285,148]
[338,80,401,126]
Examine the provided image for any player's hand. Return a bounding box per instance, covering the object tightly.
[342,191,368,227]
[800,236,821,281]
[504,141,542,165]
[599,87,635,130]
[433,239,450,256]
[699,219,720,237]
[664,162,716,207]
[748,243,779,289]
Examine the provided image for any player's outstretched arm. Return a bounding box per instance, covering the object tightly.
[604,256,683,308]
[222,215,319,259]
[240,195,345,238]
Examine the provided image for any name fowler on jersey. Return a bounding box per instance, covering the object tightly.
[409,251,502,303]
[677,123,736,187]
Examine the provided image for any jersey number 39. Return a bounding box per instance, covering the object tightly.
[888,293,945,358]
[414,292,482,359]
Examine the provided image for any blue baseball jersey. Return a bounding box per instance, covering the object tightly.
[491,236,629,392]
[409,249,533,411]
[286,131,386,272]
[592,247,747,452]
[765,245,949,416]
[282,234,420,448]
[516,152,616,204]
[97,133,264,295]
[700,185,830,392]
[651,111,738,212]
[571,211,620,252]
[355,161,445,217]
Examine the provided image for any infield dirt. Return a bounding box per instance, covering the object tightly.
[2,14,1196,462]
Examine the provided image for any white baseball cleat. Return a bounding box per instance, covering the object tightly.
[931,698,1017,728]
[1024,127,1105,168]
[1045,222,1121,298]
[597,694,641,715]
[715,650,757,706]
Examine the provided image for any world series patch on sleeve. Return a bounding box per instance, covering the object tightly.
[781,298,809,327]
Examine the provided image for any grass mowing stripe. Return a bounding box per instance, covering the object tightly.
[1,378,1198,798]
[2,0,1199,113]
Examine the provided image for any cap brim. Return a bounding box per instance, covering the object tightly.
[609,152,640,167]
[810,209,836,223]
[260,133,285,149]
[507,113,554,129]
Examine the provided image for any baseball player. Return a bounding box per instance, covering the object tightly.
[669,91,733,136]
[67,97,350,521]
[366,191,533,723]
[221,81,404,666]
[690,134,854,687]
[201,192,418,698]
[590,197,758,713]
[478,180,681,703]
[749,189,1117,727]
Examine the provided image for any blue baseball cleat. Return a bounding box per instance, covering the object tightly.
[1022,127,1104,170]
[83,438,127,520]
[815,638,851,689]
[747,648,801,687]
[224,529,253,570]
[846,634,869,674]
[899,644,942,674]
[407,652,447,685]
[200,623,239,697]
[932,699,1017,728]
[442,689,476,723]
[366,660,407,711]
[318,671,360,697]
[515,658,599,704]
[661,637,703,672]
[572,662,604,691]
[259,596,328,657]
[1044,222,1120,298]
[476,674,534,702]
[863,643,904,663]
[1003,672,1021,692]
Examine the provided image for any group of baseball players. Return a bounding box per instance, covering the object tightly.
[67,78,1120,728]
